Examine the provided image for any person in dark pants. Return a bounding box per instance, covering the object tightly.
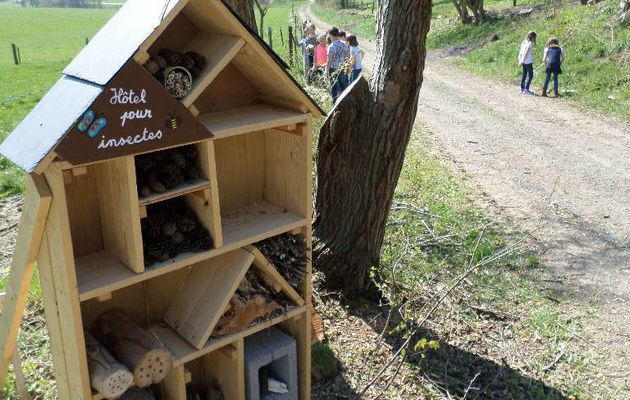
[542,37,565,97]
[518,31,537,94]
[325,27,350,104]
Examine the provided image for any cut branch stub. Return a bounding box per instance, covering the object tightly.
[85,331,134,399]
[92,309,173,388]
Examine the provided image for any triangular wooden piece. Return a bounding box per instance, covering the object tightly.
[55,60,212,166]
[163,249,254,350]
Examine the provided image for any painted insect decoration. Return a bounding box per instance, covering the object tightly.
[165,113,182,131]
[76,109,108,138]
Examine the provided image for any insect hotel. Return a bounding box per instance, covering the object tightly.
[0,0,322,399]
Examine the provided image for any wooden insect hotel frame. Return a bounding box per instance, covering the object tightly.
[0,1,322,399]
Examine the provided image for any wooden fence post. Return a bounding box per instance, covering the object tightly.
[268,27,273,49]
[11,44,19,65]
[288,26,294,66]
[280,28,284,45]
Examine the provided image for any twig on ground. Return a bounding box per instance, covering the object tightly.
[542,343,566,371]
[462,372,481,399]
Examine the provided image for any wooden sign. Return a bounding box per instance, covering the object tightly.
[56,60,212,165]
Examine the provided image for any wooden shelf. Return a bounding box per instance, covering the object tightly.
[181,34,245,108]
[151,306,306,367]
[221,201,306,247]
[76,207,305,302]
[137,178,211,206]
[199,104,308,139]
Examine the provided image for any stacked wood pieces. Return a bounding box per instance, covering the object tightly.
[92,309,174,388]
[85,331,134,399]
[254,233,308,292]
[135,145,202,198]
[143,48,207,97]
[212,269,292,337]
[141,198,213,266]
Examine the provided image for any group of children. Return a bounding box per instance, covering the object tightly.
[302,24,365,104]
[518,31,566,97]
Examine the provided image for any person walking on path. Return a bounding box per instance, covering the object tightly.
[325,26,350,104]
[518,31,537,95]
[542,37,565,97]
[347,35,364,83]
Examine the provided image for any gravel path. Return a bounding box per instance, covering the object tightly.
[302,1,630,380]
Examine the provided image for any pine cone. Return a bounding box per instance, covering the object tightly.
[180,54,195,70]
[162,172,184,189]
[172,231,185,245]
[149,176,166,193]
[135,156,155,172]
[153,151,167,162]
[177,216,197,233]
[159,48,182,67]
[190,66,202,79]
[187,51,207,70]
[184,164,200,180]
[168,150,187,168]
[162,221,177,236]
[182,145,198,159]
[143,58,160,75]
[155,55,168,69]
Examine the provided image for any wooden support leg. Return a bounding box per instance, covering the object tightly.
[0,174,52,391]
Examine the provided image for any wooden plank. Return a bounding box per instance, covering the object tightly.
[94,157,144,273]
[0,174,51,391]
[65,166,104,258]
[214,131,266,214]
[244,245,305,306]
[259,95,308,114]
[76,211,306,303]
[0,293,32,400]
[200,340,244,400]
[38,162,92,399]
[221,202,305,246]
[279,312,311,400]
[163,249,254,349]
[192,64,259,114]
[151,306,306,366]
[159,365,187,400]
[196,141,223,247]
[137,178,211,207]
[199,105,308,139]
[181,34,245,108]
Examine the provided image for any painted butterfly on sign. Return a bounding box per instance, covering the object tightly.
[76,109,108,138]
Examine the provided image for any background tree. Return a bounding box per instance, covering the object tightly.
[452,0,485,23]
[224,0,257,33]
[313,0,432,297]
[253,0,273,39]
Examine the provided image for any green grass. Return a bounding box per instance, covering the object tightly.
[373,132,617,397]
[431,1,629,118]
[311,1,377,40]
[0,3,117,197]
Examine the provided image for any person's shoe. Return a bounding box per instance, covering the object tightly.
[520,89,526,94]
[542,88,548,97]
[553,88,560,97]
[526,89,536,95]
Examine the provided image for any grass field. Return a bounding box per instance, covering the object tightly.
[0,3,117,197]
[311,0,629,119]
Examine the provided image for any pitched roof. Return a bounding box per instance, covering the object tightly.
[0,0,323,174]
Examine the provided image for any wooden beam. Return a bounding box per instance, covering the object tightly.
[244,245,305,306]
[0,293,32,400]
[0,174,51,391]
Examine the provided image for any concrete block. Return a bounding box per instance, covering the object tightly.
[245,327,297,400]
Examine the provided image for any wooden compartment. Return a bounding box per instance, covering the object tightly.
[143,8,245,108]
[183,341,244,400]
[214,127,310,247]
[66,158,144,275]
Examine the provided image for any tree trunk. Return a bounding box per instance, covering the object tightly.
[224,0,257,33]
[452,0,470,23]
[313,0,432,298]
[92,309,174,388]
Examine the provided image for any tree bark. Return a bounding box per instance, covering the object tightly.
[92,309,174,388]
[313,0,432,298]
[224,0,257,33]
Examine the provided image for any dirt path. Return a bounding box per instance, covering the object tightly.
[302,1,630,381]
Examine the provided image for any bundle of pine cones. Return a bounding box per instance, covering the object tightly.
[255,233,308,291]
[142,198,213,266]
[143,48,207,86]
[136,145,201,198]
